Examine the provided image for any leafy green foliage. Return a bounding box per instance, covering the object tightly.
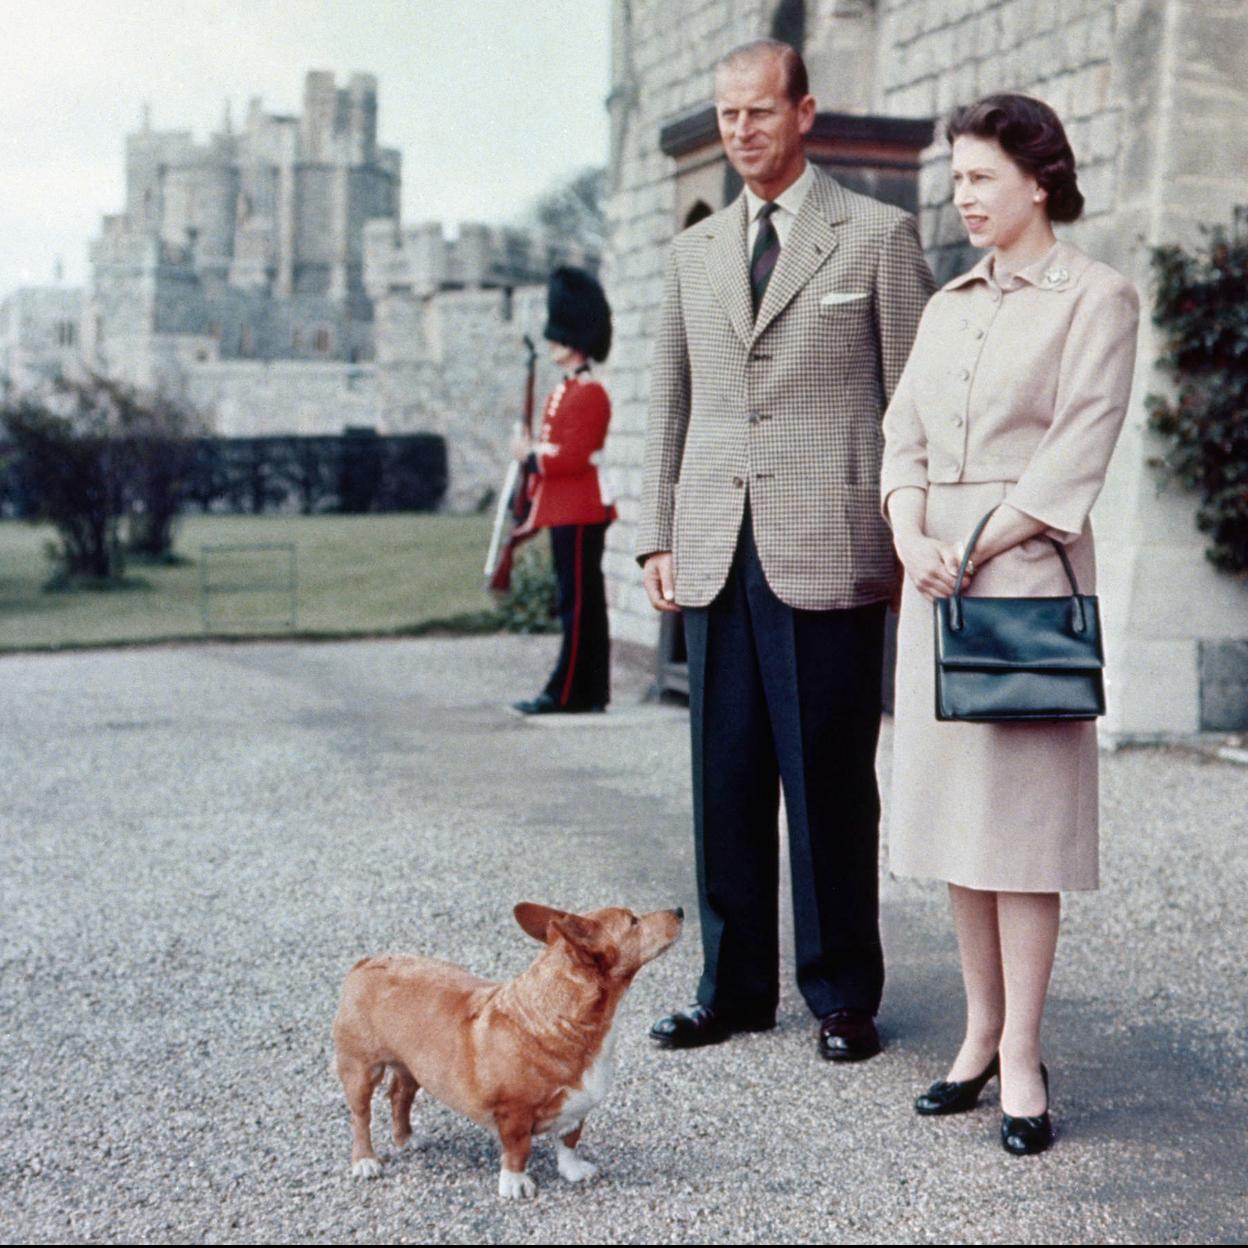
[496,539,559,634]
[1148,226,1248,574]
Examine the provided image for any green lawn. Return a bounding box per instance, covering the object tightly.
[0,513,501,650]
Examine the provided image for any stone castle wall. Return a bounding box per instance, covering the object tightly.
[77,70,598,513]
[0,287,84,393]
[373,285,564,513]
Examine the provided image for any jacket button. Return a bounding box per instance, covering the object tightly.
[952,414,964,427]
[959,368,971,381]
[732,476,744,488]
[748,412,760,425]
[974,329,985,340]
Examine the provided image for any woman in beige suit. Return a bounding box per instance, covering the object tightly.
[881,94,1139,1155]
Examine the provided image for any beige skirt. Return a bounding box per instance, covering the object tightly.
[888,481,1099,892]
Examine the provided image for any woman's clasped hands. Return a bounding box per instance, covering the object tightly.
[895,533,973,603]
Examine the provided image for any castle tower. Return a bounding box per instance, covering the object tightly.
[347,73,378,164]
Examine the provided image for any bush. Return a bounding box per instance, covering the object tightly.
[0,376,205,580]
[178,434,447,515]
[1,388,131,582]
[496,539,559,634]
[111,380,204,560]
[1148,224,1248,574]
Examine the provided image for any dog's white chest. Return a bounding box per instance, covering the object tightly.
[544,1028,616,1136]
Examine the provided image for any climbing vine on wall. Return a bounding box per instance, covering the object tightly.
[1147,220,1248,575]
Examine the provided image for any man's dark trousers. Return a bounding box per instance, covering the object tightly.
[682,509,886,1021]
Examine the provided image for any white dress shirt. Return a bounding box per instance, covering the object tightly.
[745,160,814,256]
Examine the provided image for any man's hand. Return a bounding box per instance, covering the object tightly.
[643,552,680,613]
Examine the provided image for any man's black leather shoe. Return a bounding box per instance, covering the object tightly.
[513,694,605,715]
[649,1004,775,1049]
[818,1008,881,1062]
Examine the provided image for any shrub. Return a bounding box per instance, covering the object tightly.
[496,539,559,634]
[1148,224,1248,574]
[0,376,206,580]
[1,387,131,582]
[110,380,205,560]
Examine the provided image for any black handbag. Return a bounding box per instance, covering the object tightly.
[933,507,1106,722]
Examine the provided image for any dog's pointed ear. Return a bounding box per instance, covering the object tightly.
[549,914,617,969]
[514,902,569,943]
[549,913,597,949]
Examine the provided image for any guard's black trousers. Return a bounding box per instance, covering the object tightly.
[543,522,610,711]
[683,512,886,1020]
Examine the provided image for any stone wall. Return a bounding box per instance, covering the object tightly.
[374,285,563,513]
[877,0,1123,280]
[183,359,379,438]
[0,287,84,392]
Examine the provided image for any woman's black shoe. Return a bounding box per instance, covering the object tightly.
[914,1054,999,1116]
[1000,1063,1053,1155]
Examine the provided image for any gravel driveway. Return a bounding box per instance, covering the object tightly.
[2,636,1245,1243]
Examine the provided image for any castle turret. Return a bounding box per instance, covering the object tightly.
[347,73,378,164]
[300,70,339,163]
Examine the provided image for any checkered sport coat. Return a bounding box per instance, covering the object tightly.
[636,169,936,610]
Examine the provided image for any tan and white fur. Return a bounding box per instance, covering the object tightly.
[332,902,683,1198]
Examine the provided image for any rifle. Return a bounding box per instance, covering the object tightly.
[484,335,539,592]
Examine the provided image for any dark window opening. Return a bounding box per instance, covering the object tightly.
[684,201,714,228]
[771,0,806,54]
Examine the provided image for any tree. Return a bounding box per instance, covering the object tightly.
[105,378,205,559]
[530,167,606,257]
[1,385,130,582]
[0,375,204,584]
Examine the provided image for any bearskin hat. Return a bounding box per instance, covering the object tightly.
[543,266,612,363]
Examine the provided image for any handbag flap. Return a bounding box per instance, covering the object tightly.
[935,595,1104,671]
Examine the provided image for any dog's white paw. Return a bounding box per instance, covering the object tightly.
[352,1157,382,1180]
[498,1168,537,1200]
[556,1145,598,1183]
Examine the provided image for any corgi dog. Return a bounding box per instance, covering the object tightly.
[332,902,683,1199]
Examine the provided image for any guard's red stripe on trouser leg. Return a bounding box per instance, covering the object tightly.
[560,526,585,707]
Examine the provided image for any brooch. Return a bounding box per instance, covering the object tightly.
[1042,266,1071,290]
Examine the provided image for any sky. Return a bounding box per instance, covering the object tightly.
[0,0,611,293]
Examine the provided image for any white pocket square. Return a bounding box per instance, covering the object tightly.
[820,291,868,305]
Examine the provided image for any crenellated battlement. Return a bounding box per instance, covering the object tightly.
[362,219,597,301]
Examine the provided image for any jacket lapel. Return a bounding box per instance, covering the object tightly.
[752,170,845,340]
[704,196,755,350]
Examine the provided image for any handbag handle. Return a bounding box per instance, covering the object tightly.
[949,506,1087,634]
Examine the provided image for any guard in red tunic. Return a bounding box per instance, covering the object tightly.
[513,267,616,715]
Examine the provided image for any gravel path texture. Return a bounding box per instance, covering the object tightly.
[1,635,1245,1244]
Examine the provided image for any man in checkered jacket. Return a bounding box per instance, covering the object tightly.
[637,39,935,1060]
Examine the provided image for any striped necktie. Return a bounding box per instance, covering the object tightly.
[750,202,781,317]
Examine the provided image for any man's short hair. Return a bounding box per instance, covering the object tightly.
[714,39,809,105]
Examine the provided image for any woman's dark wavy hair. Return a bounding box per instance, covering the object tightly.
[946,93,1084,224]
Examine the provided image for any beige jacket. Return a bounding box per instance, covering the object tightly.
[637,169,935,610]
[880,239,1140,538]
